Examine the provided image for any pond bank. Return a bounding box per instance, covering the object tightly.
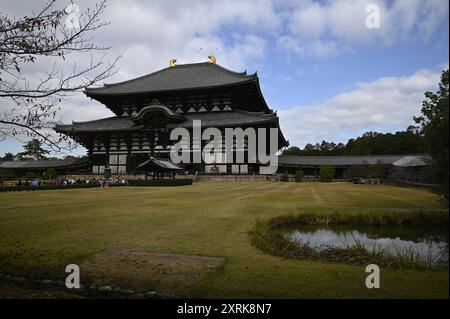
[250,210,449,269]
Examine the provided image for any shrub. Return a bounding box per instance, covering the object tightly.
[294,170,304,182]
[128,179,193,187]
[320,165,335,182]
[0,169,15,181]
[280,172,289,182]
[44,168,58,180]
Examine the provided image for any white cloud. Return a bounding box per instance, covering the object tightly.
[279,67,443,147]
[1,0,277,84]
[280,0,449,58]
[0,0,275,155]
[289,2,327,38]
[98,0,277,74]
[56,93,114,123]
[0,0,448,156]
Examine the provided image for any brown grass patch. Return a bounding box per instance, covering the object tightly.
[80,250,226,294]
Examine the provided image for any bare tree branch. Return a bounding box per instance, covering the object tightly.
[0,0,120,152]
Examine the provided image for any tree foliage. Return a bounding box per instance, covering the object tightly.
[44,167,58,179]
[414,69,449,200]
[16,138,50,160]
[0,152,14,161]
[282,145,301,156]
[0,169,15,181]
[282,130,428,156]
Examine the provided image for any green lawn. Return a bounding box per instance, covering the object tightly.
[0,182,448,298]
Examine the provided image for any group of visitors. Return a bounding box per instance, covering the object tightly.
[13,177,128,188]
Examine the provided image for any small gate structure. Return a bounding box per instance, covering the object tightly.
[136,156,181,180]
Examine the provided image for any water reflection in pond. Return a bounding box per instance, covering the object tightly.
[290,225,449,266]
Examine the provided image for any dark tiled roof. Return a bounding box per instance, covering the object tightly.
[175,110,277,128]
[55,110,278,132]
[55,117,134,132]
[85,62,256,95]
[136,157,181,171]
[0,158,88,169]
[277,154,430,166]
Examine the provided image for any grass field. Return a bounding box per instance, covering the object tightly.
[0,182,448,298]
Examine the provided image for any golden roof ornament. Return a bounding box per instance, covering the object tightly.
[208,55,216,64]
[169,58,177,67]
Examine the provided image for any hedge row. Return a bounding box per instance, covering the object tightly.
[0,183,123,192]
[0,179,194,191]
[128,179,193,187]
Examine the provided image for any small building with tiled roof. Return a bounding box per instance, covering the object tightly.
[277,154,433,181]
[0,158,89,177]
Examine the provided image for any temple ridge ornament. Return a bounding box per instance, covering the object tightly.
[208,55,216,64]
[169,58,177,67]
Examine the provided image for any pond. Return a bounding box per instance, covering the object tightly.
[290,224,449,266]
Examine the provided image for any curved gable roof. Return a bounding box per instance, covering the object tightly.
[131,103,184,121]
[85,62,256,95]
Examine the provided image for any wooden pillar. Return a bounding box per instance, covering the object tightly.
[125,133,132,175]
[101,134,110,166]
[146,130,156,156]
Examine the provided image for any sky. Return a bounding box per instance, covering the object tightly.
[0,0,448,157]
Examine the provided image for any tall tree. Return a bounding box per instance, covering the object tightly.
[344,131,428,155]
[0,0,119,151]
[415,69,449,200]
[284,130,428,157]
[282,146,302,156]
[1,152,14,161]
[16,138,50,160]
